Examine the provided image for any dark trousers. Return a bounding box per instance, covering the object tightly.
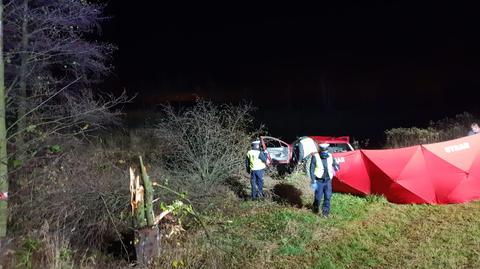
[250,169,264,199]
[313,178,332,215]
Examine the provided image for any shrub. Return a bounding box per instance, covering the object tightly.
[385,127,440,148]
[10,144,131,250]
[429,111,477,141]
[384,112,479,148]
[154,101,257,200]
[15,222,74,269]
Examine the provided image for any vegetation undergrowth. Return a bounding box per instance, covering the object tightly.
[5,108,480,268]
[159,187,480,269]
[384,111,479,148]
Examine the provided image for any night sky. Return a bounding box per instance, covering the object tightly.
[102,2,480,144]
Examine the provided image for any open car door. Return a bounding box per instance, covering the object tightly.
[260,136,292,165]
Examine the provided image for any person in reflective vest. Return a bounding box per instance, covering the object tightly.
[245,140,268,200]
[309,143,340,217]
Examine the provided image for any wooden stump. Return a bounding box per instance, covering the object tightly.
[0,238,13,269]
[134,226,161,265]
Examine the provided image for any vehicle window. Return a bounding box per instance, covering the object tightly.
[263,138,289,162]
[264,139,283,149]
[327,143,350,153]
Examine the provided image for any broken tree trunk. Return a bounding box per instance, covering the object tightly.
[139,156,154,227]
[130,167,146,228]
[129,156,159,265]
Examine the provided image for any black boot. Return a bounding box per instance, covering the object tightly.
[322,210,330,218]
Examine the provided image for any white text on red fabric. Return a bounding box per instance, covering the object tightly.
[444,142,470,153]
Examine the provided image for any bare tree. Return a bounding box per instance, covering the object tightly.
[155,101,256,199]
[0,0,129,243]
[3,0,126,161]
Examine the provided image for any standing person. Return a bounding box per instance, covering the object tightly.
[246,140,268,200]
[310,143,340,217]
[468,123,479,136]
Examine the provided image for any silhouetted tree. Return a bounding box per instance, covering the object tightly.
[4,0,126,159]
[0,0,128,242]
[0,0,8,245]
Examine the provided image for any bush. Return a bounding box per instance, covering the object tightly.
[385,127,440,148]
[384,112,479,148]
[429,111,477,141]
[14,222,74,269]
[10,144,131,250]
[154,101,257,200]
[8,134,204,266]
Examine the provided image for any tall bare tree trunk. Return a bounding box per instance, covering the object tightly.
[16,0,29,161]
[0,0,9,244]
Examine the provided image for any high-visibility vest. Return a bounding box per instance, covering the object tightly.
[313,153,334,180]
[247,150,266,171]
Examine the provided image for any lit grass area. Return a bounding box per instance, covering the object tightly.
[174,191,480,269]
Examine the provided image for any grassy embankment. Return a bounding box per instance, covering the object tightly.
[169,171,480,269]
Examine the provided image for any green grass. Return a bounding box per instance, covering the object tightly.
[175,192,480,269]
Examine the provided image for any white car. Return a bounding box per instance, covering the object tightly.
[260,135,354,174]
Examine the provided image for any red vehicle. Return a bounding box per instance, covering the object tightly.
[260,135,354,171]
